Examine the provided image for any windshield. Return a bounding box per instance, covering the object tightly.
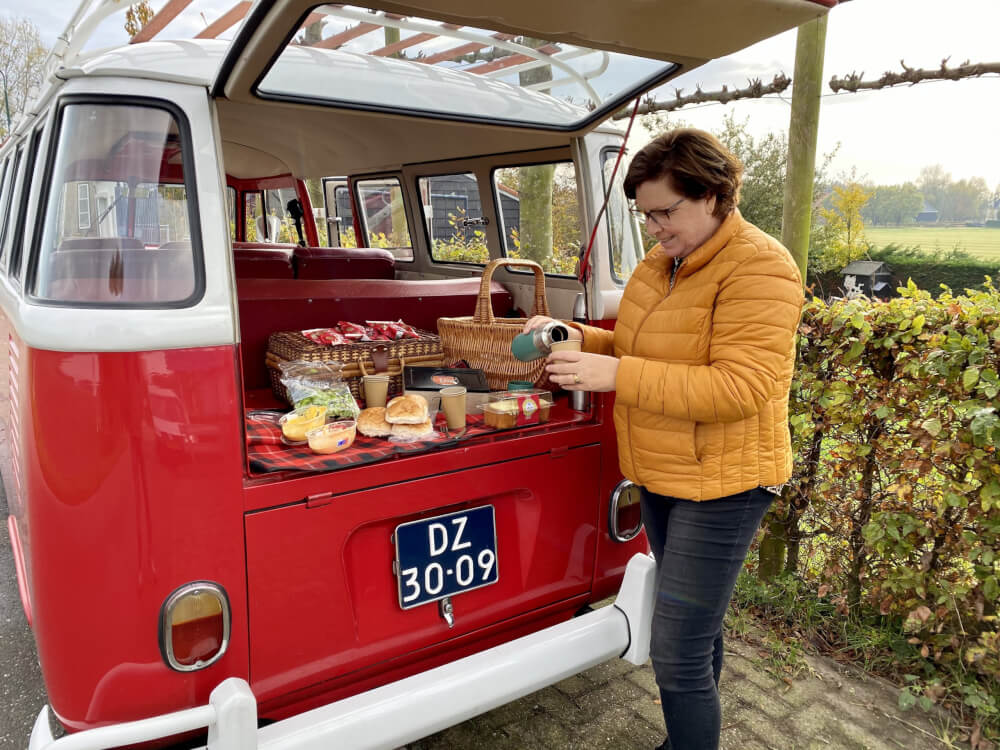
[257,5,678,128]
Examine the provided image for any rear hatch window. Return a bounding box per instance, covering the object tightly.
[257,5,678,128]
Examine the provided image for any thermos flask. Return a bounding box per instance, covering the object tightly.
[569,293,591,412]
[511,321,569,362]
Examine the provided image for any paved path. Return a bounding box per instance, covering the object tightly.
[407,616,963,750]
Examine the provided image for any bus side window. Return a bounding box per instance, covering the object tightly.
[8,126,46,282]
[29,101,203,307]
[601,147,644,285]
[492,161,581,277]
[0,146,25,272]
[355,177,413,261]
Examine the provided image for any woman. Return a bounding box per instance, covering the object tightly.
[524,128,803,750]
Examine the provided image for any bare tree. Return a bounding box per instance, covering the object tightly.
[0,16,48,139]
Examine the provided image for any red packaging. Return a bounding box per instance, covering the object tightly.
[367,319,420,339]
[301,328,349,346]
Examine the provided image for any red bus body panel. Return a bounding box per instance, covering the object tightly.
[20,344,250,729]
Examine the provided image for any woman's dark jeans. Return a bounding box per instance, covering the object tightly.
[640,486,775,750]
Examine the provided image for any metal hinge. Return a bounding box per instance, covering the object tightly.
[550,445,569,459]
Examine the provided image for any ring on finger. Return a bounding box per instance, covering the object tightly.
[572,373,582,385]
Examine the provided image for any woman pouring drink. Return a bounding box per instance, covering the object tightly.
[523,128,804,750]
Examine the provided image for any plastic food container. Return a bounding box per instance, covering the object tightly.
[306,420,357,454]
[279,404,328,443]
[482,390,553,429]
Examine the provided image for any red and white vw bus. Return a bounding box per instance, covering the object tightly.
[0,0,836,747]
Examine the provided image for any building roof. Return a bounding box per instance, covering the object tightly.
[842,260,889,276]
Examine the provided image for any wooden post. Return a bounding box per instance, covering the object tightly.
[781,14,828,282]
[761,15,828,581]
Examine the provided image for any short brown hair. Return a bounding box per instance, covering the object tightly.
[623,128,742,219]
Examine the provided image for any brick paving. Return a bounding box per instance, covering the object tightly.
[406,617,964,750]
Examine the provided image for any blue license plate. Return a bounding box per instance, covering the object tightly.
[394,506,499,609]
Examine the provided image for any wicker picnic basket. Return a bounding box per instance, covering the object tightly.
[265,329,444,405]
[437,258,558,391]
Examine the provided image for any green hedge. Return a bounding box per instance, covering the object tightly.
[807,244,1000,297]
[768,282,1000,739]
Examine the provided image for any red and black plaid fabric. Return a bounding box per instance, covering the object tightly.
[246,411,496,474]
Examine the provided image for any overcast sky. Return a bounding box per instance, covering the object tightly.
[3,0,998,189]
[644,0,1000,189]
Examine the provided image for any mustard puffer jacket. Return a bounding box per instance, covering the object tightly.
[580,210,803,501]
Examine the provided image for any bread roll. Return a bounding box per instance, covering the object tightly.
[390,419,434,439]
[385,393,429,424]
[357,407,393,437]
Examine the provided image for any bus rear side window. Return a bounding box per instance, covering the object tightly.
[31,103,200,306]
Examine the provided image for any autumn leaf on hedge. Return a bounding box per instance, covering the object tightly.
[921,418,943,437]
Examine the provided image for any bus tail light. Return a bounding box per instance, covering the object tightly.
[159,582,231,671]
[608,480,643,542]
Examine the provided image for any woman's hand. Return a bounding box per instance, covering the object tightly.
[545,351,618,392]
[522,316,583,342]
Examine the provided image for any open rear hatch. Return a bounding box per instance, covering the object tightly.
[213,0,835,709]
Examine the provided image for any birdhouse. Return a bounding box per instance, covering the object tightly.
[841,260,894,300]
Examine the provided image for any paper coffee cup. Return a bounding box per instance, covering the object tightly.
[550,339,582,353]
[363,375,390,408]
[439,386,467,430]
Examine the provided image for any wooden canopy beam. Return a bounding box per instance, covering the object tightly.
[130,0,193,43]
[371,24,462,57]
[194,1,250,39]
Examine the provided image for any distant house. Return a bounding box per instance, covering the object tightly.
[915,202,939,224]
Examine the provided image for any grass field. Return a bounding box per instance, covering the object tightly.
[866,226,1000,261]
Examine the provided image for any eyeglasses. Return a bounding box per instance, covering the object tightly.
[629,198,685,227]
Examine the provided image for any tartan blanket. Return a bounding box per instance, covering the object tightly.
[246,411,495,473]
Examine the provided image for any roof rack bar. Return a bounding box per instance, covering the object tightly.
[483,47,598,80]
[194,1,251,39]
[464,44,560,75]
[130,0,194,43]
[371,24,462,57]
[53,0,131,74]
[421,34,513,65]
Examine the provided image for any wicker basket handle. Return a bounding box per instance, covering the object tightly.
[473,258,550,324]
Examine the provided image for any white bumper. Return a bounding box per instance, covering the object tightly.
[30,553,656,750]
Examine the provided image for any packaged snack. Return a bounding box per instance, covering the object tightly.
[366,320,421,340]
[306,421,357,454]
[277,360,361,420]
[337,321,372,341]
[301,328,350,346]
[279,405,328,443]
[481,390,553,429]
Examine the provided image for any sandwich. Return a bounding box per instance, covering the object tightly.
[390,419,435,439]
[356,407,393,437]
[385,393,429,424]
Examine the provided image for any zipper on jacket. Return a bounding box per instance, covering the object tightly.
[668,256,682,293]
[624,255,684,478]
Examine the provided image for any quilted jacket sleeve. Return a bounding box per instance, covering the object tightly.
[568,322,615,356]
[615,251,803,423]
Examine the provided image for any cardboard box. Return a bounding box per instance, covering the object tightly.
[403,367,491,415]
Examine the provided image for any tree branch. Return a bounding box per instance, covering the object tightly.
[611,74,791,119]
[829,58,1000,93]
